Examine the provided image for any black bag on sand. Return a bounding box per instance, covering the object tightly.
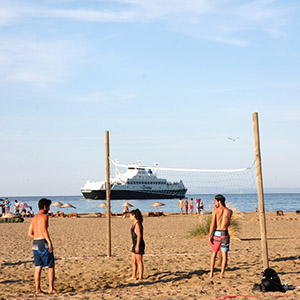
[253,268,286,293]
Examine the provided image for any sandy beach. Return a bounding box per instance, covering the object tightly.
[1,212,300,299]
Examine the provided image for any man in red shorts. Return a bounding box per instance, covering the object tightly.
[209,194,232,279]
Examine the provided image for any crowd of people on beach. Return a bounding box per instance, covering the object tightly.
[178,197,205,215]
[0,198,34,218]
[27,194,232,294]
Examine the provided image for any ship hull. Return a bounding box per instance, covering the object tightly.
[82,189,187,200]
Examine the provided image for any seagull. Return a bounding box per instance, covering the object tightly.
[227,137,240,142]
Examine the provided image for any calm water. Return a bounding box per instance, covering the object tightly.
[1,193,299,214]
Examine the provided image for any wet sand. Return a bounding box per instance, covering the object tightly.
[1,212,300,299]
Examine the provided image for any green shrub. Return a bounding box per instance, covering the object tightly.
[188,213,240,239]
[0,217,24,223]
[189,214,212,237]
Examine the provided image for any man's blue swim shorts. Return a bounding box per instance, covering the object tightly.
[32,238,55,267]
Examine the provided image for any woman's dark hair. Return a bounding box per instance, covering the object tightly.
[129,209,143,223]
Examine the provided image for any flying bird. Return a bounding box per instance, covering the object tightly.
[227,137,240,142]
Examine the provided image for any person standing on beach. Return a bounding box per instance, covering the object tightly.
[200,199,204,214]
[179,198,183,214]
[209,194,232,279]
[4,198,11,213]
[196,198,200,214]
[129,209,145,281]
[14,200,20,214]
[190,198,194,214]
[184,198,188,214]
[28,198,56,294]
[0,199,5,214]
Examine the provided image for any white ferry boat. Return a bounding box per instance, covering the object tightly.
[81,161,187,200]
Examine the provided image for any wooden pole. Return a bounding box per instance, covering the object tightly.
[252,112,269,269]
[105,131,111,257]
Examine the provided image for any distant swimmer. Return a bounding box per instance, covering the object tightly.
[227,137,240,142]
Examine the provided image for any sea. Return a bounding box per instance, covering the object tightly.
[1,193,300,215]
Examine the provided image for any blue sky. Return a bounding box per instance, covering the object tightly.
[0,0,299,196]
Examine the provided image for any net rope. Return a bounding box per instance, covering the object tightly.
[110,160,257,195]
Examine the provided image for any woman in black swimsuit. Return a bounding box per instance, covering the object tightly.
[129,209,145,280]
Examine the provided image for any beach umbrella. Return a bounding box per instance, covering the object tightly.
[61,203,76,209]
[52,201,63,207]
[151,201,165,208]
[121,202,134,207]
[61,203,76,214]
[50,201,63,215]
[97,202,107,215]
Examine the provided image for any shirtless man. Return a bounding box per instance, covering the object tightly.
[28,198,56,294]
[209,194,232,278]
